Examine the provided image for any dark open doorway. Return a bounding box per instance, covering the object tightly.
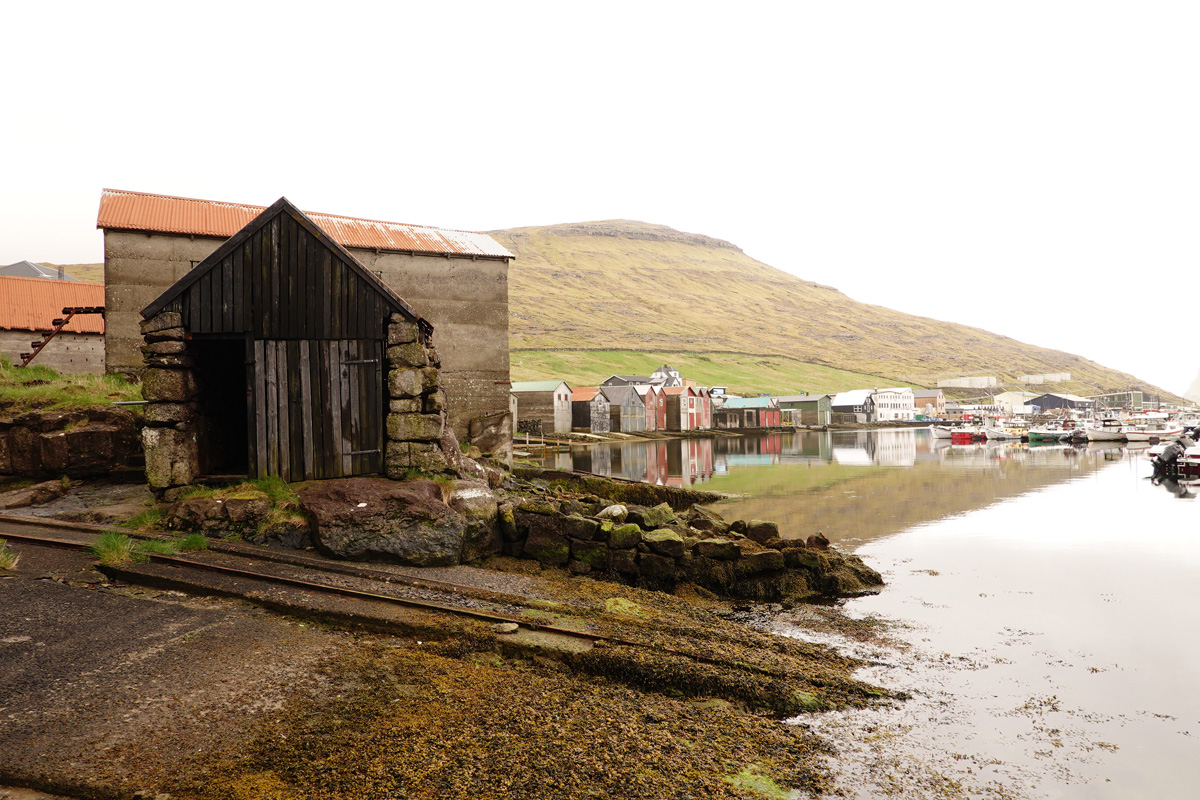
[190,336,249,477]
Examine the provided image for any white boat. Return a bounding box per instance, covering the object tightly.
[930,425,955,440]
[983,427,1022,441]
[1085,418,1127,442]
[1120,413,1184,442]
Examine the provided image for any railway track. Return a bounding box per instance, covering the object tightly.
[0,513,606,647]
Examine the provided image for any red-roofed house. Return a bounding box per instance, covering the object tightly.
[0,276,105,373]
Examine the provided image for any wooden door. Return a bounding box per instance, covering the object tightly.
[249,339,383,481]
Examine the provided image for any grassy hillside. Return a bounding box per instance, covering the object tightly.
[43,262,104,282]
[495,221,1170,397]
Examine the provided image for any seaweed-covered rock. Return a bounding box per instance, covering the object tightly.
[638,552,675,579]
[607,523,642,550]
[743,520,779,544]
[641,502,677,529]
[695,538,740,560]
[570,538,609,571]
[642,528,686,559]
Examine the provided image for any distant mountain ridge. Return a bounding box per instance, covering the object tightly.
[493,220,1173,398]
[1186,370,1200,403]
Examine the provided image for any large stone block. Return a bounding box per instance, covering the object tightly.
[386,341,428,368]
[386,319,420,345]
[389,398,422,414]
[141,340,187,356]
[388,367,440,399]
[608,523,642,549]
[524,525,570,567]
[140,312,182,335]
[145,402,199,427]
[570,538,609,571]
[638,552,676,579]
[387,412,444,443]
[696,538,740,560]
[143,426,198,489]
[142,368,198,402]
[144,326,185,343]
[642,528,686,559]
[409,442,449,473]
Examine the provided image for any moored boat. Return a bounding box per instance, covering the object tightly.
[1085,418,1127,442]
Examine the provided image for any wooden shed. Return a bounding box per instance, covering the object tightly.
[140,197,431,484]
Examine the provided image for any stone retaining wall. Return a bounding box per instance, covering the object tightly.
[0,409,143,479]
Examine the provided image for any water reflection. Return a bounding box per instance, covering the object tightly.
[539,430,1144,545]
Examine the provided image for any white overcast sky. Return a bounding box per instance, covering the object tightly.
[3,2,1197,395]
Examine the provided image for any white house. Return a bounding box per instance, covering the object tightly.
[872,387,915,421]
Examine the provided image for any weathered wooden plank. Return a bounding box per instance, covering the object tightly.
[299,341,314,480]
[253,339,267,478]
[223,253,235,331]
[276,340,292,481]
[267,217,279,338]
[299,226,311,340]
[321,340,336,479]
[329,343,344,478]
[320,250,332,340]
[348,340,362,475]
[264,340,278,477]
[287,340,303,480]
[232,247,245,331]
[330,259,343,341]
[209,256,221,332]
[340,340,353,476]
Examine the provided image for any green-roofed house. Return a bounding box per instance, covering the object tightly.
[511,380,573,434]
[715,396,782,429]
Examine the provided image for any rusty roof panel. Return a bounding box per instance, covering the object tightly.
[97,189,513,259]
[0,276,105,333]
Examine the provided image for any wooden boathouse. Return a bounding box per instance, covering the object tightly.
[139,197,444,492]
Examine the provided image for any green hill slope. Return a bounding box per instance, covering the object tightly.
[496,221,1168,397]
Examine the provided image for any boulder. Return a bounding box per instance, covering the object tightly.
[570,538,609,571]
[641,502,677,529]
[298,477,468,567]
[607,523,642,550]
[523,523,570,567]
[642,528,686,559]
[806,532,830,550]
[609,548,639,574]
[468,411,513,465]
[734,549,786,578]
[562,514,601,541]
[695,538,740,560]
[743,520,779,544]
[0,479,70,510]
[596,504,629,523]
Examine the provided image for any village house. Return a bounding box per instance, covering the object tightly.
[604,385,647,432]
[570,387,612,433]
[0,261,78,280]
[650,363,684,387]
[872,387,915,421]
[773,394,832,426]
[831,390,875,423]
[715,396,781,429]
[911,389,946,418]
[637,385,667,431]
[96,189,513,449]
[0,276,105,374]
[600,374,653,388]
[511,380,573,434]
[660,387,695,431]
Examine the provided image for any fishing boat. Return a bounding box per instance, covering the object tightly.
[1121,413,1184,443]
[1027,418,1080,442]
[1084,417,1127,442]
[930,425,956,440]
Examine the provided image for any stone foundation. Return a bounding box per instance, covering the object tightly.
[0,409,143,479]
[138,312,199,498]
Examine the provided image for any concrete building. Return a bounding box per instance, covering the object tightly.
[96,189,513,446]
[872,387,915,421]
[511,380,572,434]
[937,376,997,389]
[0,276,105,373]
[993,390,1039,415]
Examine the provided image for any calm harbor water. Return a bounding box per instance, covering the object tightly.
[540,429,1200,798]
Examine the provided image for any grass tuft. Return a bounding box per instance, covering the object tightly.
[0,539,20,571]
[178,533,208,551]
[91,531,146,565]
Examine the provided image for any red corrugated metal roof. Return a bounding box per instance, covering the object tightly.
[572,387,600,402]
[0,276,104,333]
[96,189,514,259]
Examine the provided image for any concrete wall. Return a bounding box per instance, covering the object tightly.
[103,230,510,441]
[0,330,104,374]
